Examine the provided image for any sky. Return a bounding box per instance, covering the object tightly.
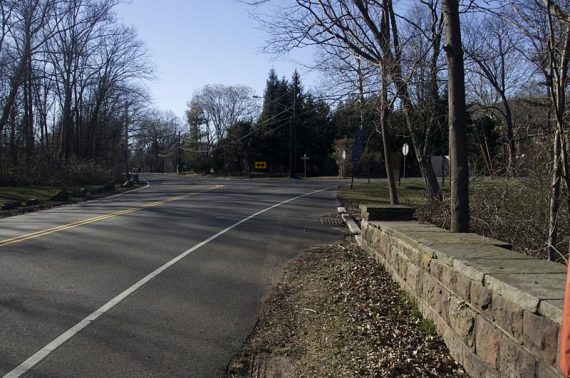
[113,0,318,120]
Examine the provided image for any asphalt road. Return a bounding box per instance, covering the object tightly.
[0,174,344,377]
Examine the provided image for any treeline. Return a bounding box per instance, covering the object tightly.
[0,0,150,185]
[184,70,337,177]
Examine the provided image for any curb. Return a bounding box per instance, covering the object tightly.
[337,206,362,246]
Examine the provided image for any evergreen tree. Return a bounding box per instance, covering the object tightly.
[256,70,293,173]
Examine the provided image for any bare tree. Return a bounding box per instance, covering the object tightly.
[251,0,448,202]
[133,109,182,173]
[501,0,570,260]
[397,0,446,200]
[320,30,399,205]
[48,0,119,160]
[0,0,152,184]
[190,84,257,144]
[541,0,570,260]
[0,0,57,157]
[464,14,533,171]
[82,25,151,161]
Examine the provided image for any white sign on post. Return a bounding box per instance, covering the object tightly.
[301,154,310,178]
[401,143,409,180]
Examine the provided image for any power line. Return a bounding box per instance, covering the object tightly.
[181,105,319,154]
[182,88,379,155]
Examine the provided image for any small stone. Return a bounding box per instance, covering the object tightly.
[2,201,22,210]
[26,198,40,206]
[51,190,71,202]
[71,188,88,198]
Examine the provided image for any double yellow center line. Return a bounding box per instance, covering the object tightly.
[0,184,223,248]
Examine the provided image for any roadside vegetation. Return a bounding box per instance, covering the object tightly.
[338,175,564,261]
[0,181,143,218]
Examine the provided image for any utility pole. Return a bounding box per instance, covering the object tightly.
[177,130,181,174]
[290,80,297,179]
[301,154,309,177]
[350,59,366,190]
[124,101,129,180]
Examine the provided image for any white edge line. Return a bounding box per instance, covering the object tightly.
[3,186,333,378]
[106,179,151,200]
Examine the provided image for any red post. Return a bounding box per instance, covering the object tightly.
[561,261,570,376]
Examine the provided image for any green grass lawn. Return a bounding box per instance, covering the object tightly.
[0,186,63,205]
[0,184,108,206]
[339,176,531,208]
[338,177,450,208]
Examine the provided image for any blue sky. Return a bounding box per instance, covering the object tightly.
[114,0,318,120]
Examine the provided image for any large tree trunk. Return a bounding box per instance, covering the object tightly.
[443,0,470,232]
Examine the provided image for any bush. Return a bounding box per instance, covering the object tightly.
[24,156,120,186]
[416,142,565,261]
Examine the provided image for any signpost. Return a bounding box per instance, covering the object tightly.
[301,154,310,178]
[401,143,409,182]
[341,150,346,178]
[254,161,267,170]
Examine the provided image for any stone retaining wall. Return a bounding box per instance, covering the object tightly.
[361,216,566,377]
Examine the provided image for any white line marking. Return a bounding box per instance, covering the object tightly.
[105,179,151,200]
[3,186,332,378]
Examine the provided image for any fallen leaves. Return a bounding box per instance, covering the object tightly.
[227,237,468,377]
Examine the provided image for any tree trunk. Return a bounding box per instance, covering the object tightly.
[24,54,34,170]
[503,100,516,170]
[377,6,398,204]
[380,70,398,205]
[548,129,562,261]
[542,2,570,261]
[0,61,25,137]
[418,155,441,200]
[443,0,470,232]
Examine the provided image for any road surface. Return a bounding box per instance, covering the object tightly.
[0,174,343,377]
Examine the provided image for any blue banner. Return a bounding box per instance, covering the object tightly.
[352,129,366,162]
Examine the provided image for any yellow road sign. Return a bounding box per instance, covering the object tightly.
[254,161,267,170]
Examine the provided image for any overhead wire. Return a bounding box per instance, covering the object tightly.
[182,89,375,154]
[181,104,298,154]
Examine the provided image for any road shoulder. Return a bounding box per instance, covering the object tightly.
[227,236,467,377]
